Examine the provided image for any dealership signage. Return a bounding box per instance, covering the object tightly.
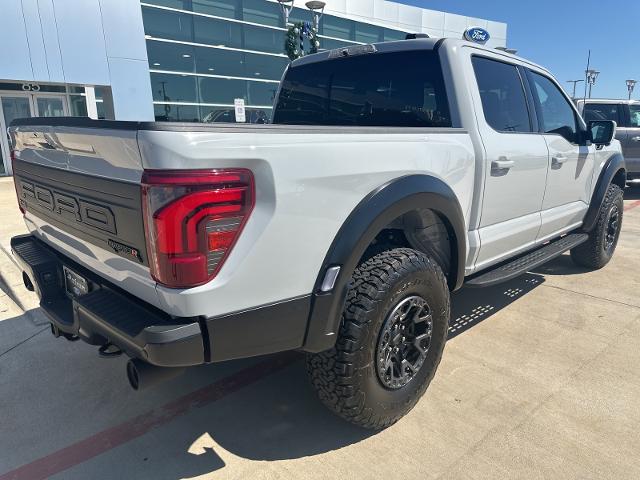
[464,27,490,45]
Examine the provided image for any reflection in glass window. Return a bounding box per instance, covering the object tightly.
[151,73,198,102]
[192,46,288,80]
[143,0,191,9]
[274,51,451,127]
[154,104,200,122]
[143,7,193,42]
[242,53,288,81]
[243,0,281,26]
[530,71,578,143]
[193,15,243,48]
[147,41,195,72]
[192,0,240,19]
[355,23,380,43]
[321,15,352,40]
[243,24,285,53]
[384,28,406,41]
[69,95,88,117]
[200,106,271,123]
[472,56,531,133]
[247,81,279,105]
[194,47,245,77]
[198,77,247,103]
[318,38,358,51]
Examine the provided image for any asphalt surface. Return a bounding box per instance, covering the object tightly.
[0,176,639,480]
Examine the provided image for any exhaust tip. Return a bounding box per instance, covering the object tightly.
[126,360,140,390]
[50,323,61,338]
[22,272,34,292]
[126,359,184,391]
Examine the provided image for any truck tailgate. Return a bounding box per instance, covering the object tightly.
[10,121,158,307]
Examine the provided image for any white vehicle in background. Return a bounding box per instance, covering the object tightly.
[9,38,625,429]
[576,99,640,181]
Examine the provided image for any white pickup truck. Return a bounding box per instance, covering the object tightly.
[9,38,625,429]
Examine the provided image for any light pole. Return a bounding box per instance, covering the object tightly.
[566,79,584,99]
[276,0,294,26]
[305,1,326,32]
[626,79,637,100]
[586,69,600,98]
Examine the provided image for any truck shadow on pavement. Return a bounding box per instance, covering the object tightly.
[624,182,640,200]
[0,272,552,479]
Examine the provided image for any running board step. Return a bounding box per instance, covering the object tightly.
[466,233,589,288]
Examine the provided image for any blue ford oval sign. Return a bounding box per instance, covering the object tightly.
[464,27,490,45]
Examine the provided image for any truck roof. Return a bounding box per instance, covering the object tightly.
[291,37,551,77]
[576,98,640,105]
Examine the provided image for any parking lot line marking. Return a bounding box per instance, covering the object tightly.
[0,352,299,480]
[624,200,640,211]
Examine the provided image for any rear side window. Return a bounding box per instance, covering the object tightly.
[273,50,452,127]
[472,56,532,133]
[583,104,620,123]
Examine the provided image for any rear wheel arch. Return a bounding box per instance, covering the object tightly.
[302,174,466,353]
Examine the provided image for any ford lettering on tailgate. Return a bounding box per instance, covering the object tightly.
[19,179,117,235]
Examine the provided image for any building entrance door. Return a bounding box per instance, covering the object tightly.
[0,92,68,175]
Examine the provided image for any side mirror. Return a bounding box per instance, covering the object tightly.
[589,120,616,146]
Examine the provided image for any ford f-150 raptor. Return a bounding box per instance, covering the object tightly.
[9,38,626,429]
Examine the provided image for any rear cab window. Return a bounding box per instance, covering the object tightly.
[273,50,452,127]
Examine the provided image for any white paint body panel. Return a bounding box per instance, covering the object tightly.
[138,129,476,317]
[14,40,623,320]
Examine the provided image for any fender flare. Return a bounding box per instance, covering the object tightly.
[582,154,626,232]
[302,174,466,353]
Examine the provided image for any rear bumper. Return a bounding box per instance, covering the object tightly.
[10,234,205,367]
[11,234,327,365]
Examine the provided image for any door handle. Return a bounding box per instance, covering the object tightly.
[631,136,640,142]
[491,158,515,170]
[552,155,568,166]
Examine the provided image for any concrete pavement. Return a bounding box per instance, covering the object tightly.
[0,177,639,480]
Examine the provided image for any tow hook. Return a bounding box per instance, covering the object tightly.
[98,343,123,358]
[49,323,79,342]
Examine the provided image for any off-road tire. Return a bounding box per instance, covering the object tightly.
[306,248,450,430]
[571,184,624,269]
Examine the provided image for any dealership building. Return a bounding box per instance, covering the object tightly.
[0,0,507,175]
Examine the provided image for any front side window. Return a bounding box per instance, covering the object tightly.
[472,56,532,133]
[529,71,579,143]
[629,105,640,127]
[273,50,452,127]
[583,103,620,123]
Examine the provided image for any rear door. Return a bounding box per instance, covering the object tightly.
[526,70,596,241]
[470,55,549,270]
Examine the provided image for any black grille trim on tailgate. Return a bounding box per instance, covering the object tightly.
[13,158,149,267]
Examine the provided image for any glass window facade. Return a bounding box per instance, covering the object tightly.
[141,0,407,123]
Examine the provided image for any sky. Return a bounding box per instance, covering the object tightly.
[396,0,640,100]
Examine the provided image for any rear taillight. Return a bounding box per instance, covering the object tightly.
[11,150,25,215]
[141,169,255,289]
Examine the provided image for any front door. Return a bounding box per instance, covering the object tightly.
[0,92,68,175]
[470,55,549,271]
[526,70,595,242]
